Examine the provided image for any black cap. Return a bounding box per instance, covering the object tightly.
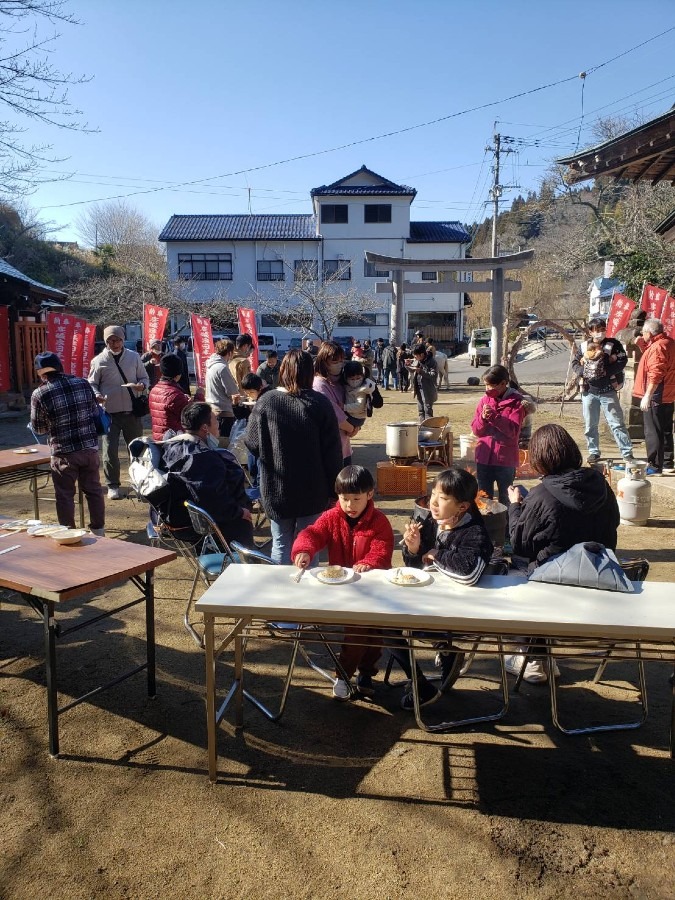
[34,351,63,375]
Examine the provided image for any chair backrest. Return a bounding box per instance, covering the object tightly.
[230,540,278,565]
[419,415,449,444]
[184,501,237,562]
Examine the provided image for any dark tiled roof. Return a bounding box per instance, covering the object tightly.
[159,214,319,242]
[311,165,415,197]
[0,258,67,297]
[408,222,471,243]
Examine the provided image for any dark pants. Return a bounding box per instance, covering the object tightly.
[398,368,409,391]
[219,515,255,549]
[51,448,105,529]
[642,402,674,471]
[416,394,434,422]
[382,364,397,389]
[217,414,234,438]
[476,463,515,507]
[337,628,382,679]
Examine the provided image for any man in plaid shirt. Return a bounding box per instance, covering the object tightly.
[30,352,105,535]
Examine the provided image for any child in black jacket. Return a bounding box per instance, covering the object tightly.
[391,467,494,710]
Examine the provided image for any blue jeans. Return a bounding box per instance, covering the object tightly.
[383,365,397,389]
[476,463,514,507]
[270,512,321,564]
[582,391,633,458]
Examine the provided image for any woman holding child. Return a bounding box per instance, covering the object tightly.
[313,341,360,466]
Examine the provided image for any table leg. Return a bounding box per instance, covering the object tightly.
[204,613,218,783]
[144,571,156,698]
[32,471,40,520]
[234,633,244,728]
[42,599,59,757]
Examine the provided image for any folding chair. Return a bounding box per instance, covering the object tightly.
[230,542,357,717]
[418,416,451,468]
[383,557,510,731]
[182,501,239,647]
[512,557,651,736]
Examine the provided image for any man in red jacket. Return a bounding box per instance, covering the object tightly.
[292,465,394,699]
[149,354,191,441]
[633,318,675,475]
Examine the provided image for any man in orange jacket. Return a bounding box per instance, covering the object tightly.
[633,318,675,474]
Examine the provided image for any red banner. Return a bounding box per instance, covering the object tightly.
[81,323,97,378]
[69,317,87,376]
[0,306,10,392]
[46,311,75,373]
[190,313,214,387]
[143,303,169,351]
[237,306,259,371]
[640,283,667,319]
[605,293,635,339]
[660,294,675,340]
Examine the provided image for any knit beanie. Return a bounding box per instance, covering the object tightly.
[160,354,182,378]
[103,326,125,342]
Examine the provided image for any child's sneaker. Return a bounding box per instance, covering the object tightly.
[332,678,351,700]
[400,682,441,711]
[355,674,376,697]
[505,654,560,682]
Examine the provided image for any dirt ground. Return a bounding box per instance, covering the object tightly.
[1,387,674,900]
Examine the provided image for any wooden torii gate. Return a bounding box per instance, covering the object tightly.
[365,249,534,364]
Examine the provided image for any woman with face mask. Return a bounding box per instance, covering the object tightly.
[470,364,528,509]
[313,341,359,466]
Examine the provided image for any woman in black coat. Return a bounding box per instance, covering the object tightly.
[508,423,620,571]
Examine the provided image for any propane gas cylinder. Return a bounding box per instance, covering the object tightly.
[616,465,652,526]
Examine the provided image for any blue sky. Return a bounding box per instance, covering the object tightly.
[19,0,675,243]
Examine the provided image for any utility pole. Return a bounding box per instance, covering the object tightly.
[487,130,516,364]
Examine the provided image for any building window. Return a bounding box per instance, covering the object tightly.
[364,260,390,278]
[364,204,392,223]
[320,204,348,224]
[338,313,377,326]
[257,260,285,281]
[177,253,232,280]
[323,259,351,281]
[294,259,318,281]
[421,271,437,281]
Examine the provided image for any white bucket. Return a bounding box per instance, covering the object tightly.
[459,433,477,461]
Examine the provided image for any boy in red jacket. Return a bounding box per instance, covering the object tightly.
[292,465,394,700]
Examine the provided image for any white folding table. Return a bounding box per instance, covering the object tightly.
[195,566,675,782]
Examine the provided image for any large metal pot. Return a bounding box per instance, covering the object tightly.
[385,422,419,460]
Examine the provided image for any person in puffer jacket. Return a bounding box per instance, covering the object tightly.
[292,465,394,701]
[471,364,527,508]
[508,423,619,572]
[149,354,190,441]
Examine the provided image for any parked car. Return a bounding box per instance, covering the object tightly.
[468,328,491,367]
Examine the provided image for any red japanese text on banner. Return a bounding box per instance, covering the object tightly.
[237,307,259,371]
[46,311,75,373]
[639,283,667,319]
[81,323,97,378]
[143,304,169,351]
[190,313,213,387]
[660,294,675,339]
[70,317,86,376]
[605,293,635,339]
[0,306,10,392]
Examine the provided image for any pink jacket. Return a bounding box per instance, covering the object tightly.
[471,387,526,467]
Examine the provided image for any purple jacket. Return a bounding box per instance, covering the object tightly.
[471,387,525,467]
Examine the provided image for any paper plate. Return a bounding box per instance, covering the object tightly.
[311,567,355,585]
[13,447,40,454]
[1,519,37,532]
[384,567,432,587]
[50,529,88,545]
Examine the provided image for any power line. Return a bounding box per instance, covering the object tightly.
[40,25,675,211]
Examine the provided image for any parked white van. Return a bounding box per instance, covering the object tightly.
[468,328,492,367]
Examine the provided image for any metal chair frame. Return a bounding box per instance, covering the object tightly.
[229,542,355,720]
[512,557,651,736]
[417,416,452,468]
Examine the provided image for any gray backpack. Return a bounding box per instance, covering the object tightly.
[528,542,634,593]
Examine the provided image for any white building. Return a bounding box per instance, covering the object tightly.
[159,166,471,349]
